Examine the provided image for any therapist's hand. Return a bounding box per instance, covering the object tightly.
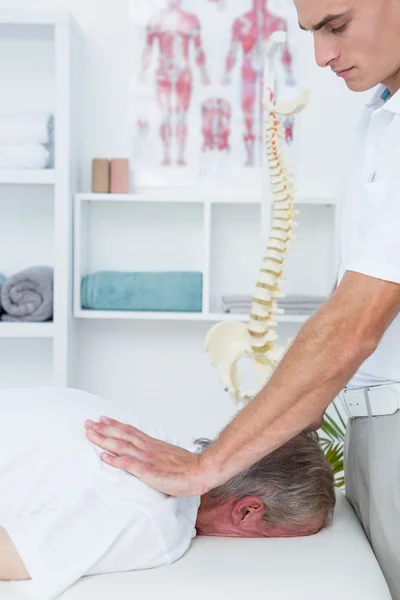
[85,417,213,497]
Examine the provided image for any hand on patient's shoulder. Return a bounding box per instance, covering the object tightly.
[85,416,208,497]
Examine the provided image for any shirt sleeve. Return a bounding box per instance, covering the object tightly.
[3,489,136,600]
[346,182,400,284]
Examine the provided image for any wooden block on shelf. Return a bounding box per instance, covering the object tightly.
[110,158,129,194]
[92,159,110,193]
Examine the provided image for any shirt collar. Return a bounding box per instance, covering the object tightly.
[365,84,400,115]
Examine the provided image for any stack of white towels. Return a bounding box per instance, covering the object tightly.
[0,113,54,169]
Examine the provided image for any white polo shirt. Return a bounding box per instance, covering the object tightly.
[338,84,400,389]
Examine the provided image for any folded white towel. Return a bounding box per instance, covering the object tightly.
[0,113,52,145]
[0,143,49,169]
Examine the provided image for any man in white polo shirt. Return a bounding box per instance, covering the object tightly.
[85,0,400,598]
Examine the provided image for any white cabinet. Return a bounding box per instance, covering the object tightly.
[0,9,82,387]
[73,187,337,332]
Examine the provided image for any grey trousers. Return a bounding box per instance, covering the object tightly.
[344,410,400,599]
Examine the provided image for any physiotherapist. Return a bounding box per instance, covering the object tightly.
[86,1,400,598]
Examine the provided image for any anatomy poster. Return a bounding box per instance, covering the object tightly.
[129,0,303,188]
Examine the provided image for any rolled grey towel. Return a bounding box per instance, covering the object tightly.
[1,266,53,322]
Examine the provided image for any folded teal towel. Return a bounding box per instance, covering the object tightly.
[81,271,203,312]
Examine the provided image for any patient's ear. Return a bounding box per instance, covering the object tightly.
[232,496,265,529]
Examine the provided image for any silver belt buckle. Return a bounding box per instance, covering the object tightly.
[338,389,352,418]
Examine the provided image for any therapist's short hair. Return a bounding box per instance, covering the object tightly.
[194,428,336,534]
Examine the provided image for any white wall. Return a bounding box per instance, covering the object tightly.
[0,0,369,444]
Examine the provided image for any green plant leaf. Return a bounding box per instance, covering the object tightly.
[321,413,345,442]
[332,400,347,431]
[319,400,347,488]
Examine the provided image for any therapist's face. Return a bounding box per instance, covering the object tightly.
[294,0,400,94]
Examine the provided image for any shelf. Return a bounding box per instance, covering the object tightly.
[0,12,83,43]
[76,189,336,206]
[75,309,309,323]
[0,322,54,338]
[297,194,336,206]
[0,170,55,185]
[0,10,83,40]
[0,9,79,26]
[77,190,258,204]
[78,192,205,204]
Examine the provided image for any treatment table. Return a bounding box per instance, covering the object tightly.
[1,491,392,600]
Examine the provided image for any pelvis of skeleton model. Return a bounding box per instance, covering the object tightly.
[205,86,309,404]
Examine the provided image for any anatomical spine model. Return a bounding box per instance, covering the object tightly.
[205,32,309,404]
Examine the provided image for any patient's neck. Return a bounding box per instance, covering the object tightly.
[196,492,233,536]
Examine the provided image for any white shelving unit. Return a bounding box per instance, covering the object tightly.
[0,322,54,338]
[76,309,308,324]
[73,189,337,325]
[0,10,83,386]
[0,169,55,184]
[74,189,336,205]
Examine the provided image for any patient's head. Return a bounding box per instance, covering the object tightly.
[195,429,335,538]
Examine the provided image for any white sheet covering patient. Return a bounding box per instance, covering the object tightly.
[0,387,335,600]
[0,387,199,600]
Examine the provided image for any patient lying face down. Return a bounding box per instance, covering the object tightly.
[0,387,335,600]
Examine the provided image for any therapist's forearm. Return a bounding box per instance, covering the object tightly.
[201,302,374,489]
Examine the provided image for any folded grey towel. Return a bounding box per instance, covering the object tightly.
[221,294,327,305]
[1,266,53,322]
[221,294,327,314]
[222,306,317,315]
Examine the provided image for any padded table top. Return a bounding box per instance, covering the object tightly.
[2,491,391,600]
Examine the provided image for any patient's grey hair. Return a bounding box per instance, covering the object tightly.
[194,428,336,533]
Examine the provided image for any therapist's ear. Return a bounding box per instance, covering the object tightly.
[232,496,265,529]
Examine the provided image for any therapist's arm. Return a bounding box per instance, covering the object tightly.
[86,270,400,496]
[0,527,30,581]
